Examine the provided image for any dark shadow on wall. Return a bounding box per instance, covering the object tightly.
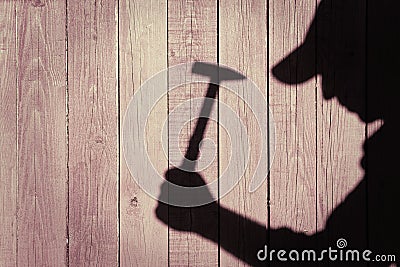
[155,0,399,266]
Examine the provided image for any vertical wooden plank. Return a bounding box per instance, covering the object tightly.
[219,0,268,265]
[167,0,219,266]
[0,1,17,266]
[315,0,367,251]
[269,0,318,252]
[16,0,67,266]
[119,0,168,265]
[67,0,118,265]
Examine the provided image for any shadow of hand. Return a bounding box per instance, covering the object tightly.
[155,168,219,233]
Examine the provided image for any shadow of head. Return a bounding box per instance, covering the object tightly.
[272,0,398,123]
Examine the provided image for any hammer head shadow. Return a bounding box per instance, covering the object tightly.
[192,62,246,83]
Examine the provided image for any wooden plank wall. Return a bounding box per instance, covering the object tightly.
[119,0,168,266]
[1,0,392,266]
[167,0,219,266]
[68,0,118,265]
[219,0,268,265]
[15,1,68,266]
[269,0,318,243]
[0,1,17,265]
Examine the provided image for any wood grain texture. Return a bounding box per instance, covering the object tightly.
[269,0,318,254]
[168,0,218,266]
[0,1,17,266]
[67,0,118,265]
[0,2,381,266]
[316,89,367,254]
[219,0,268,265]
[119,0,168,265]
[16,0,67,266]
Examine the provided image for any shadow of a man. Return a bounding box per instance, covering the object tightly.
[156,0,399,265]
[271,0,399,265]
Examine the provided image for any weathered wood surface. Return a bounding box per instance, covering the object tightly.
[0,1,17,266]
[67,0,118,265]
[119,0,168,266]
[219,0,268,265]
[15,1,68,266]
[0,0,389,266]
[167,0,219,266]
[269,0,318,251]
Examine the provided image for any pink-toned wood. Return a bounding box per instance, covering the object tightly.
[219,0,268,265]
[119,0,168,265]
[67,0,118,265]
[16,1,67,266]
[167,0,218,266]
[0,1,17,266]
[0,2,380,266]
[269,0,318,248]
[316,98,366,234]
